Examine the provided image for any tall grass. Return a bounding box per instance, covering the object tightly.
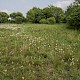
[0,24,80,80]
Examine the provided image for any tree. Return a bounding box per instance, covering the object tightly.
[10,12,23,19]
[42,7,52,19]
[10,12,25,23]
[26,7,43,23]
[51,7,64,23]
[66,0,80,29]
[0,12,9,23]
[27,6,64,23]
[42,6,64,23]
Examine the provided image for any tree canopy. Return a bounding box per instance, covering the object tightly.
[27,7,43,23]
[10,12,23,19]
[10,12,25,23]
[0,1,79,26]
[26,6,64,23]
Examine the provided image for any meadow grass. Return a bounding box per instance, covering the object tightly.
[0,23,80,80]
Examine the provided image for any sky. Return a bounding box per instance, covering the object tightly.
[0,0,75,16]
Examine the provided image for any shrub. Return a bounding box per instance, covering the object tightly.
[47,17,56,24]
[15,16,23,24]
[39,19,48,24]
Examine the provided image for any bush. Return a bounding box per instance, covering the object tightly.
[39,19,48,24]
[47,17,56,24]
[15,16,23,24]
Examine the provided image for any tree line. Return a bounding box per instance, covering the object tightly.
[0,6,64,24]
[0,0,80,29]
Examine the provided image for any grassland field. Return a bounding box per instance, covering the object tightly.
[0,23,80,80]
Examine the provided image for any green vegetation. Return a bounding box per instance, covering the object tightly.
[0,5,64,24]
[0,0,80,79]
[47,17,56,24]
[10,12,25,23]
[0,23,80,80]
[26,6,64,24]
[27,7,43,23]
[66,0,80,29]
[0,12,9,23]
[0,0,80,30]
[15,16,24,24]
[39,19,48,24]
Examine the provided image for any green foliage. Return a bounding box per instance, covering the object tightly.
[27,7,43,23]
[66,0,80,29]
[15,16,24,24]
[49,6,64,23]
[39,19,48,24]
[42,5,64,23]
[10,12,17,19]
[27,6,64,23]
[67,7,80,29]
[0,12,9,18]
[0,12,9,23]
[42,7,52,19]
[10,12,23,19]
[10,12,25,23]
[0,6,64,24]
[23,17,27,23]
[47,17,56,24]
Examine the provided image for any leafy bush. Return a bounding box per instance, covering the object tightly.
[47,17,56,24]
[15,16,23,24]
[39,19,48,24]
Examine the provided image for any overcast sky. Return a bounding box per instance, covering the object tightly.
[0,0,75,15]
